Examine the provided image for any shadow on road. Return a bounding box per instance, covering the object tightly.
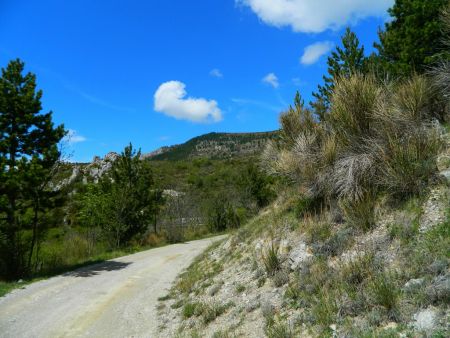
[64,260,131,277]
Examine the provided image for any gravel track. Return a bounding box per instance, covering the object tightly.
[0,235,226,338]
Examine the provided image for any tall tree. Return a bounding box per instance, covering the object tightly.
[0,59,65,279]
[312,28,366,115]
[84,144,163,247]
[375,0,449,76]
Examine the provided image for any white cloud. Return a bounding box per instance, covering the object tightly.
[154,81,223,123]
[300,41,333,65]
[64,129,86,144]
[262,73,279,88]
[237,0,393,33]
[210,68,223,78]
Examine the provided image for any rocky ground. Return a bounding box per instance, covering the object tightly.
[156,135,450,337]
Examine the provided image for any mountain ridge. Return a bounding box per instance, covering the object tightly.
[143,131,278,161]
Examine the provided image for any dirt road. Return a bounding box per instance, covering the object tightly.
[0,235,226,338]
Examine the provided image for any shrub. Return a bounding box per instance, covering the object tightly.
[379,128,441,196]
[266,321,294,338]
[262,73,443,228]
[273,270,289,287]
[369,272,400,316]
[183,301,202,319]
[202,302,231,324]
[340,252,377,287]
[311,289,338,327]
[340,193,377,231]
[293,196,322,218]
[261,242,282,276]
[388,212,419,243]
[235,283,245,293]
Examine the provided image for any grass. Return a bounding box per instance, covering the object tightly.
[266,321,294,338]
[183,301,202,318]
[175,239,225,295]
[0,231,227,298]
[0,279,42,297]
[235,283,245,293]
[369,273,400,315]
[202,301,232,324]
[181,300,232,324]
[261,241,282,276]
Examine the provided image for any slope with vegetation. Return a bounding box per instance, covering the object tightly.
[145,131,278,161]
[156,1,450,336]
[156,78,449,336]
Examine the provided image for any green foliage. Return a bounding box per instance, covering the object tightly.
[0,59,66,280]
[312,27,367,113]
[78,144,163,247]
[152,157,274,237]
[206,196,245,232]
[150,131,277,161]
[376,0,450,76]
[266,321,294,338]
[293,196,321,218]
[180,300,231,324]
[201,301,231,324]
[340,193,377,231]
[369,273,400,315]
[238,163,275,209]
[183,301,202,319]
[261,242,282,276]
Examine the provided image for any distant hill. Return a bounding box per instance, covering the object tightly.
[143,131,278,161]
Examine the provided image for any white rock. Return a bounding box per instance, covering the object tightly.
[412,307,438,332]
[288,242,312,271]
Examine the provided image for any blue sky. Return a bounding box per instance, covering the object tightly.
[0,0,393,162]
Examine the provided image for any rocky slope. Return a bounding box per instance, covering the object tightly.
[144,131,277,161]
[155,133,450,337]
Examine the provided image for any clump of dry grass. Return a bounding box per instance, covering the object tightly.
[262,73,443,229]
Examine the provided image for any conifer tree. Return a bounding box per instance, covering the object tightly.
[0,59,65,279]
[375,0,449,77]
[312,28,366,114]
[99,144,163,247]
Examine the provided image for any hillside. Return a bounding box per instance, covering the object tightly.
[156,131,450,337]
[144,131,278,161]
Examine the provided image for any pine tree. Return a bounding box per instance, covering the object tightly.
[0,59,65,279]
[100,144,163,247]
[375,0,449,77]
[312,28,366,114]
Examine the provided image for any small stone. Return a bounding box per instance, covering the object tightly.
[429,259,449,275]
[403,278,425,293]
[288,242,312,271]
[245,299,260,312]
[208,284,222,296]
[412,307,438,332]
[425,274,450,303]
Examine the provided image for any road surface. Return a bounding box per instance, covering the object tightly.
[0,235,226,338]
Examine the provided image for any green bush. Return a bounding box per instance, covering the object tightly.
[183,302,202,319]
[340,193,377,231]
[369,272,400,315]
[261,242,282,276]
[293,196,322,218]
